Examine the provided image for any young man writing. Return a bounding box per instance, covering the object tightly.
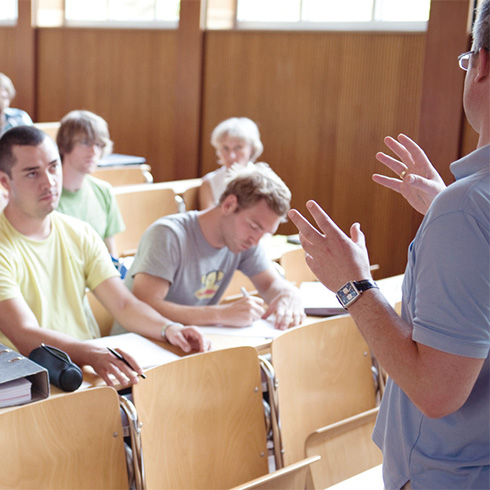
[118,163,305,332]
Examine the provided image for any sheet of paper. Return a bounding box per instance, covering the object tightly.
[299,274,404,316]
[0,378,32,408]
[86,333,180,369]
[299,282,345,316]
[198,319,284,339]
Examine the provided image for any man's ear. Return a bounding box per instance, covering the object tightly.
[475,47,490,82]
[221,194,238,214]
[0,172,10,192]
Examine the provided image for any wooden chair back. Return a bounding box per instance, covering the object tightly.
[0,386,128,489]
[33,121,60,141]
[230,456,321,490]
[305,407,382,489]
[181,183,201,211]
[114,184,180,256]
[132,346,269,490]
[93,164,153,186]
[220,269,257,301]
[271,315,377,467]
[279,248,317,285]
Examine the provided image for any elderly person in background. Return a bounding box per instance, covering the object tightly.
[199,117,264,209]
[0,73,33,136]
[56,110,125,257]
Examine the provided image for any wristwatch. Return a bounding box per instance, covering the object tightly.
[336,279,378,309]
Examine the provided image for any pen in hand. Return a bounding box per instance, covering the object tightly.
[107,347,146,379]
[241,287,250,298]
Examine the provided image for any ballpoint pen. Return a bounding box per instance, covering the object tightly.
[241,287,250,297]
[107,347,146,379]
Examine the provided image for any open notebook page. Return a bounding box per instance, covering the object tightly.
[86,333,180,369]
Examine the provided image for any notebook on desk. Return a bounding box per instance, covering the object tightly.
[299,275,404,317]
[299,282,345,316]
[199,319,284,339]
[86,333,180,369]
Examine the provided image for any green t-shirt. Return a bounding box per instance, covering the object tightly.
[0,211,120,350]
[57,175,125,240]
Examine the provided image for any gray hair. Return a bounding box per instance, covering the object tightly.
[0,73,16,100]
[473,0,490,52]
[211,117,264,162]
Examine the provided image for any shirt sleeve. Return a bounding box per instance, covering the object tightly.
[128,220,182,285]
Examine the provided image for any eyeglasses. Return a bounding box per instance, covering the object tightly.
[76,139,105,149]
[458,50,474,71]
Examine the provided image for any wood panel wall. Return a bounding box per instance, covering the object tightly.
[36,28,178,183]
[0,18,475,278]
[201,31,426,277]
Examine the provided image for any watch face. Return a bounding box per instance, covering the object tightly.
[336,282,359,308]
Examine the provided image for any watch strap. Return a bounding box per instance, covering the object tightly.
[352,279,378,293]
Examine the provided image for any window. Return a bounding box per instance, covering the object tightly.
[0,0,17,25]
[234,0,431,31]
[38,0,181,28]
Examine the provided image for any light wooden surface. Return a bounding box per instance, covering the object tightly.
[132,346,269,490]
[0,386,128,490]
[279,247,316,285]
[271,315,377,467]
[114,184,180,256]
[33,121,60,140]
[93,164,153,186]
[324,464,383,490]
[230,455,321,490]
[306,407,383,489]
[182,182,201,211]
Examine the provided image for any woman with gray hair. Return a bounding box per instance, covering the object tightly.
[0,72,33,136]
[199,117,264,209]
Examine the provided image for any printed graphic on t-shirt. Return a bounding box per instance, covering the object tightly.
[195,270,224,300]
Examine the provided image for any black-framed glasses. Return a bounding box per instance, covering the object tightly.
[458,50,474,71]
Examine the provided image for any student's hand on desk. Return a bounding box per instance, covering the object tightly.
[262,291,306,330]
[288,201,372,293]
[373,134,446,215]
[166,324,212,353]
[85,345,143,388]
[220,296,265,327]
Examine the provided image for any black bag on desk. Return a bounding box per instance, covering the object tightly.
[29,344,83,392]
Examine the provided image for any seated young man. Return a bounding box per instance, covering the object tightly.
[56,110,124,257]
[117,163,305,332]
[0,126,209,387]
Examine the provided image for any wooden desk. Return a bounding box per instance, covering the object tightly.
[98,153,146,167]
[261,233,301,262]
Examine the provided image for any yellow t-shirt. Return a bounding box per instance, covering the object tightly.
[0,211,119,350]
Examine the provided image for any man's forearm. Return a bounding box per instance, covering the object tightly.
[347,289,483,418]
[142,297,224,327]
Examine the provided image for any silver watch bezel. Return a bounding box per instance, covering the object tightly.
[336,281,361,309]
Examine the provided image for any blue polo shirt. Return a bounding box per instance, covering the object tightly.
[373,145,490,489]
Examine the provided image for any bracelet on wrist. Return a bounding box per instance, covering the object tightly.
[161,322,184,340]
